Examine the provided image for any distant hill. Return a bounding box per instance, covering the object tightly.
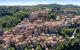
[62,4,80,8]
[0,3,80,9]
[31,4,80,8]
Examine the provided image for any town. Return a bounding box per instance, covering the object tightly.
[0,7,79,50]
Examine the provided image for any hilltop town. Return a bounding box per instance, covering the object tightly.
[0,4,80,50]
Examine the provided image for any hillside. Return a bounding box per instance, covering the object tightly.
[31,4,80,8]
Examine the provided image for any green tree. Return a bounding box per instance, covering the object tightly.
[36,45,42,50]
[60,27,75,37]
[24,47,28,50]
[13,10,30,20]
[8,47,15,50]
[47,12,57,20]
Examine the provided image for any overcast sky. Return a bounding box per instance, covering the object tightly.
[0,0,80,6]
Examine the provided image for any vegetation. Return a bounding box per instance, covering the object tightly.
[8,47,15,50]
[47,12,57,20]
[0,7,30,31]
[59,27,75,37]
[55,27,80,50]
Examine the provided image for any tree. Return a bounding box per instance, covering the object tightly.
[55,41,65,50]
[36,45,42,50]
[24,47,28,50]
[8,47,15,50]
[13,10,30,20]
[60,27,75,37]
[47,12,57,20]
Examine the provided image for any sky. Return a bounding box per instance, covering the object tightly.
[0,0,80,6]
